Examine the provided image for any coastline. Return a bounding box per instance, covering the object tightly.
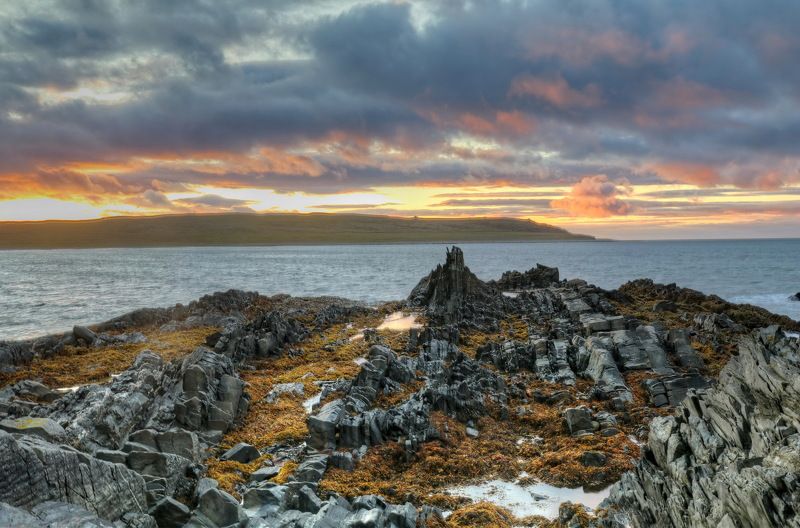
[1,247,798,527]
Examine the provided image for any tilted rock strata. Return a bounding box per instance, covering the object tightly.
[0,431,148,521]
[606,327,800,528]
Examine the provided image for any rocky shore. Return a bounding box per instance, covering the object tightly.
[0,247,797,527]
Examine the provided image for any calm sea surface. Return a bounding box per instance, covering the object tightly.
[1,240,798,341]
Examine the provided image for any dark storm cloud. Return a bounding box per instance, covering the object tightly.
[2,0,800,197]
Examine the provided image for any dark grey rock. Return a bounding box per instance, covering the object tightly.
[693,312,745,333]
[150,497,190,528]
[345,507,384,527]
[297,485,323,514]
[265,382,304,403]
[563,407,594,436]
[194,478,218,501]
[243,484,286,518]
[580,450,608,467]
[73,325,98,345]
[37,349,209,452]
[95,449,128,465]
[308,399,346,450]
[0,502,44,528]
[215,310,306,361]
[249,466,281,483]
[408,246,499,325]
[652,300,677,312]
[155,429,199,460]
[330,451,355,471]
[195,488,246,528]
[584,337,632,401]
[385,503,417,528]
[666,329,705,370]
[129,429,159,450]
[607,329,800,528]
[0,431,147,520]
[10,380,59,403]
[491,264,560,290]
[477,340,535,373]
[291,453,329,484]
[220,442,260,463]
[0,417,65,442]
[32,501,118,527]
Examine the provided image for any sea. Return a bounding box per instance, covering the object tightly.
[1,239,798,341]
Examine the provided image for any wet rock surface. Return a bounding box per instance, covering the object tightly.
[1,247,798,528]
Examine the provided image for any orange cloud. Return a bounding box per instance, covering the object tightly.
[551,175,633,217]
[509,74,602,108]
[458,113,497,135]
[495,111,536,135]
[647,162,721,187]
[424,110,536,138]
[0,171,139,202]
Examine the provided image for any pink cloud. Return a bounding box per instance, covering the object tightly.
[509,74,602,108]
[551,175,633,217]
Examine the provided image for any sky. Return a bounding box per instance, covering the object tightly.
[1,0,799,239]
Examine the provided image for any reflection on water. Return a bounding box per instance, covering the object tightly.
[376,311,422,331]
[303,392,322,414]
[446,478,611,520]
[349,311,421,342]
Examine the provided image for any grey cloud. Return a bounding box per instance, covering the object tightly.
[1,0,800,193]
[434,198,553,208]
[174,194,255,208]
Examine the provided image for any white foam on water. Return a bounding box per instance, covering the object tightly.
[446,479,611,520]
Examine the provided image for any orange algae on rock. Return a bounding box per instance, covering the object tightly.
[0,326,214,389]
[446,501,515,527]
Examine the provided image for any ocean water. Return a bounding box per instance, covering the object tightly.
[1,239,798,341]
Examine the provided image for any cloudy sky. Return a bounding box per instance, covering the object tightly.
[1,0,799,238]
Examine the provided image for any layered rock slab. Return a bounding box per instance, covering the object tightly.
[606,327,800,528]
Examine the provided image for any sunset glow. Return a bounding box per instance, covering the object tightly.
[2,1,800,238]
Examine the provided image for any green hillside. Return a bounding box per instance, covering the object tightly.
[0,213,594,249]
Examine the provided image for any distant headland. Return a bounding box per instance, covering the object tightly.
[0,213,594,249]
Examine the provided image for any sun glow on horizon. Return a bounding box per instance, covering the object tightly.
[2,181,799,240]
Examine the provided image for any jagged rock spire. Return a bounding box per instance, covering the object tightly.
[408,246,495,324]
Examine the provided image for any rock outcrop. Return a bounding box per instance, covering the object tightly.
[408,246,498,324]
[0,289,262,372]
[308,335,506,456]
[490,263,560,290]
[606,327,800,528]
[0,431,148,521]
[37,347,248,453]
[214,310,307,361]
